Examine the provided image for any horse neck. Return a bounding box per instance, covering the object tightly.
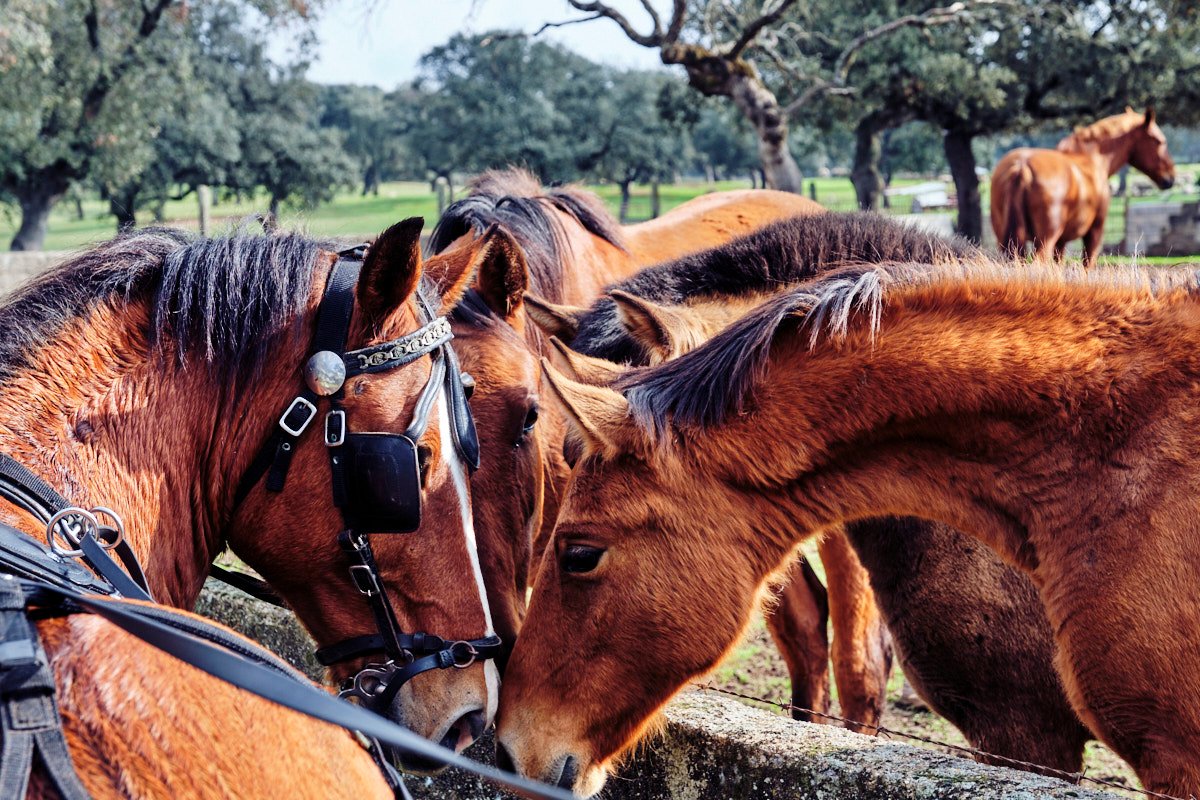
[705,279,1189,571]
[551,221,638,306]
[1060,127,1139,177]
[0,300,300,607]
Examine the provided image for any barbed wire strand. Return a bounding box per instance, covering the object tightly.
[692,682,1195,800]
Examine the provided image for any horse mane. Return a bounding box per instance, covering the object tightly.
[573,213,981,364]
[427,167,626,303]
[619,259,1200,440]
[1058,110,1148,152]
[0,227,326,383]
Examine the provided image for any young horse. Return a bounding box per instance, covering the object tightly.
[537,213,989,731]
[553,286,1090,772]
[991,107,1176,265]
[427,168,824,666]
[0,220,497,792]
[497,260,1200,796]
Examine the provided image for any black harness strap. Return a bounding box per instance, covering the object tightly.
[0,578,89,800]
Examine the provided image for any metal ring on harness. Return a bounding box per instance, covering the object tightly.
[45,507,97,558]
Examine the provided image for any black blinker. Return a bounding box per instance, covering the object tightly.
[343,433,422,533]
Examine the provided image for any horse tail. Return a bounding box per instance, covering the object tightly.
[1000,161,1034,258]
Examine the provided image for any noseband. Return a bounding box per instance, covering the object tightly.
[231,247,500,711]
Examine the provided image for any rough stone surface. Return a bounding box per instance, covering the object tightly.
[197,583,1121,799]
[195,579,324,682]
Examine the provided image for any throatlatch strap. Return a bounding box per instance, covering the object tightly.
[0,579,89,800]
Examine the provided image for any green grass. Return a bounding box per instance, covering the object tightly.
[4,172,1199,257]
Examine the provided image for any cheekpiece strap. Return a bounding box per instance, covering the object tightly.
[344,318,452,377]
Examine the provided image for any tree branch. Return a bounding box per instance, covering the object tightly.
[725,0,800,59]
[663,0,687,45]
[531,14,604,37]
[784,0,1011,117]
[566,0,663,47]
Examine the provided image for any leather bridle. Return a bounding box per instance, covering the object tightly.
[228,246,501,711]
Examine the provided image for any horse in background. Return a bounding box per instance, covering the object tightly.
[990,107,1175,266]
[427,168,825,671]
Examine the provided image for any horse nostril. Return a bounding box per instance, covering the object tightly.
[495,741,517,773]
[557,755,579,789]
[442,708,487,752]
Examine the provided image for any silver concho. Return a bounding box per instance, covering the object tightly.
[305,350,346,396]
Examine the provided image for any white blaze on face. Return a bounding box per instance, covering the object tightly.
[436,392,501,723]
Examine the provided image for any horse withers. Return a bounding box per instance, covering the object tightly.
[991,107,1175,265]
[0,220,498,792]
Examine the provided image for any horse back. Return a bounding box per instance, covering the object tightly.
[622,189,824,266]
[34,613,389,800]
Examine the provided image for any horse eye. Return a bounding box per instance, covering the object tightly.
[560,544,604,574]
[417,444,433,488]
[522,405,539,436]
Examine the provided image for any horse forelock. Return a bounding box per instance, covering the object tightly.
[429,170,625,304]
[619,257,1200,445]
[0,226,327,384]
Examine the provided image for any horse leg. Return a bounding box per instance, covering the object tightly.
[1082,220,1105,267]
[819,528,892,730]
[764,556,831,722]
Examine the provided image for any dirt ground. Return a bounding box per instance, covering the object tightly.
[707,616,1143,797]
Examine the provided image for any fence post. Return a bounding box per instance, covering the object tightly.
[808,182,817,203]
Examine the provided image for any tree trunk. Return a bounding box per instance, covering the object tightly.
[618,180,632,223]
[74,196,85,221]
[268,195,281,222]
[10,179,67,251]
[109,196,136,232]
[851,119,886,211]
[661,46,803,194]
[650,179,661,219]
[197,184,212,236]
[362,163,378,197]
[944,129,982,244]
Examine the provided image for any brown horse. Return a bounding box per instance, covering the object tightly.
[991,107,1176,266]
[427,168,825,668]
[551,281,1090,772]
[0,221,498,794]
[497,257,1200,796]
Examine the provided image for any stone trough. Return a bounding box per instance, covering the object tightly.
[198,581,1120,800]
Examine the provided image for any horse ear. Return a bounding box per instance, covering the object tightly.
[1144,107,1156,127]
[541,358,638,457]
[547,336,625,387]
[524,293,587,343]
[611,290,694,364]
[423,227,498,315]
[358,217,424,332]
[475,227,529,322]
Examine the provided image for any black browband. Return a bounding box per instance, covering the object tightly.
[225,248,499,712]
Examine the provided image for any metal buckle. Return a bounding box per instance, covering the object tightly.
[325,410,346,447]
[448,641,478,669]
[279,396,318,437]
[349,564,379,596]
[46,507,97,558]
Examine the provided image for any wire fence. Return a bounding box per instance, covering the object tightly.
[691,682,1195,800]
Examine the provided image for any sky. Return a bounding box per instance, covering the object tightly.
[273,0,670,89]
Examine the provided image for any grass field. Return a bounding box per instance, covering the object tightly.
[4,173,1198,261]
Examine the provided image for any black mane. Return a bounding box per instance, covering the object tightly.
[572,212,981,365]
[0,227,326,382]
[427,168,625,303]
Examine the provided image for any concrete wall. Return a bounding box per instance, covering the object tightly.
[198,582,1121,800]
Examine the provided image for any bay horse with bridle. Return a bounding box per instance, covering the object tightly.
[991,107,1175,266]
[0,220,500,795]
[498,252,1200,796]
[543,212,1091,771]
